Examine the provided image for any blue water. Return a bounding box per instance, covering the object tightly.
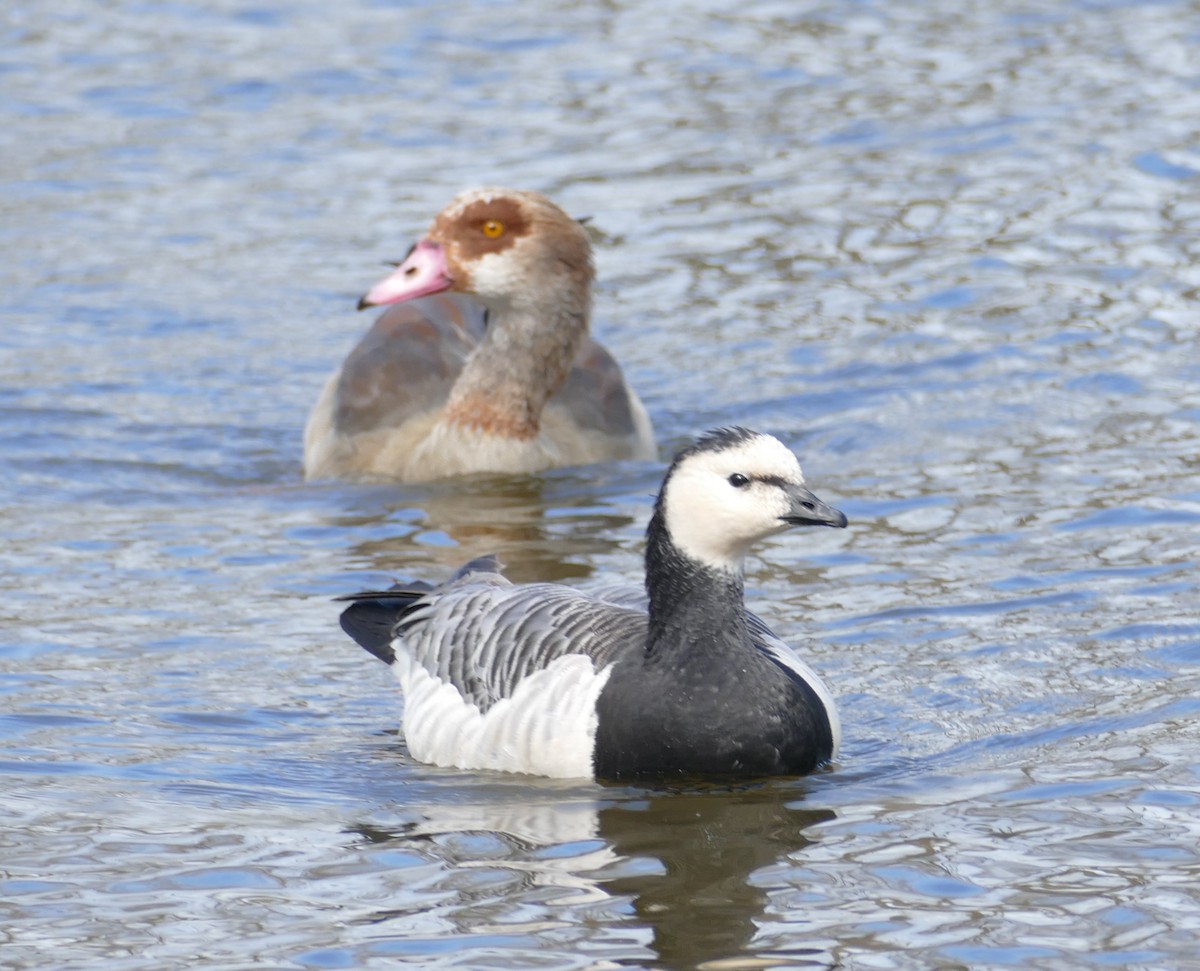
[4,0,1200,968]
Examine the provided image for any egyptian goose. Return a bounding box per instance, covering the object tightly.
[304,188,656,481]
[339,428,847,780]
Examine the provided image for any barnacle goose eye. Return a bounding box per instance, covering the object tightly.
[727,473,751,488]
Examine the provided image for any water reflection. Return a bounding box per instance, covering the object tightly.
[597,786,835,970]
[319,464,658,583]
[348,781,834,970]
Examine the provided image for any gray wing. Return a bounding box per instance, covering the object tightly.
[571,585,801,658]
[330,293,485,436]
[573,578,646,610]
[548,336,644,438]
[550,583,797,670]
[397,575,649,713]
[331,294,640,442]
[745,611,814,676]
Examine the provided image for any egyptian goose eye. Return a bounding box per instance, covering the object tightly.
[482,219,505,238]
[728,473,750,488]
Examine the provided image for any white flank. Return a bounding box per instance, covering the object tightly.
[393,652,613,778]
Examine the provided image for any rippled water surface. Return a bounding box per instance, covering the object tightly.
[4,1,1200,967]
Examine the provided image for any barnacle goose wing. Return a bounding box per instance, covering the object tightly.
[397,578,649,712]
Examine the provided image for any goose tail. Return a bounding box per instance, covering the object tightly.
[335,555,504,664]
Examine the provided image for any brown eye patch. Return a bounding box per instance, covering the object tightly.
[447,197,531,259]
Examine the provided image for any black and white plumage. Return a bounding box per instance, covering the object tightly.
[339,427,848,780]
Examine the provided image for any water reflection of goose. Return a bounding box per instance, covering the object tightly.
[597,786,837,969]
[348,782,835,970]
[340,428,847,780]
[350,785,618,909]
[322,467,648,584]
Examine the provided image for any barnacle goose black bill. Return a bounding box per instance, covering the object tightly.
[780,486,848,529]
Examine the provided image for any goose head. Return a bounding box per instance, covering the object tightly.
[358,188,594,317]
[657,427,847,574]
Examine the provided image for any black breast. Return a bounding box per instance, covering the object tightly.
[592,641,833,781]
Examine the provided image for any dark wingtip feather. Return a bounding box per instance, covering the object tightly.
[337,582,428,665]
[334,581,433,603]
[336,555,505,666]
[339,597,411,664]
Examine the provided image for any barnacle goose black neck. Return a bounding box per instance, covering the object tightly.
[339,427,848,780]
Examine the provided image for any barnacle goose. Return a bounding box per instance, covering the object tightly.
[339,427,847,779]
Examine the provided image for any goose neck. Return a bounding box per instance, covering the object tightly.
[443,300,589,439]
[644,511,747,652]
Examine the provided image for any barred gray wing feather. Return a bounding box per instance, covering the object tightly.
[397,579,649,713]
[745,610,783,652]
[581,580,647,611]
[745,610,817,679]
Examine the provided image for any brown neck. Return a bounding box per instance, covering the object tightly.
[442,298,588,440]
[442,390,541,439]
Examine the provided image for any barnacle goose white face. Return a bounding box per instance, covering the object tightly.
[663,432,844,573]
